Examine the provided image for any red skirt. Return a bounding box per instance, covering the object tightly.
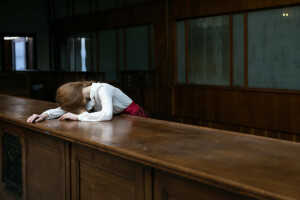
[122,102,149,118]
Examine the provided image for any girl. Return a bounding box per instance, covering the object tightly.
[27,81,148,123]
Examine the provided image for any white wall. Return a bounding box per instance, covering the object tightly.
[0,0,50,70]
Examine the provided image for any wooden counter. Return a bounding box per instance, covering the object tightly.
[0,95,300,200]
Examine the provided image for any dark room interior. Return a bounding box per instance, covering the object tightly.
[1,0,300,199]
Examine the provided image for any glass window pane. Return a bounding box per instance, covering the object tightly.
[149,25,154,70]
[75,36,81,71]
[68,38,75,71]
[99,30,117,81]
[176,20,186,84]
[188,15,230,86]
[14,40,26,71]
[91,32,97,72]
[74,33,91,72]
[248,6,300,90]
[126,25,148,71]
[233,13,244,87]
[54,0,68,19]
[74,0,90,15]
[59,39,69,71]
[118,29,124,71]
[98,0,116,10]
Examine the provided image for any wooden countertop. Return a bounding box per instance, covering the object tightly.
[0,95,300,200]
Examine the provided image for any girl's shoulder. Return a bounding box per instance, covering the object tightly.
[96,83,116,94]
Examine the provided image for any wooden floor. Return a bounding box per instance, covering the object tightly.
[0,95,300,200]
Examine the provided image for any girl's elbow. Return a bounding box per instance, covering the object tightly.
[103,111,113,121]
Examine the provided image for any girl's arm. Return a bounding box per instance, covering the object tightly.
[42,107,67,119]
[27,107,67,123]
[77,86,113,121]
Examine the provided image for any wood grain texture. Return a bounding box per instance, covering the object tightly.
[154,170,255,200]
[1,95,300,199]
[173,86,300,134]
[72,144,144,200]
[0,119,68,200]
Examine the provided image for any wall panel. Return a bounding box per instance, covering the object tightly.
[173,86,300,135]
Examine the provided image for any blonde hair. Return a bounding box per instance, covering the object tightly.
[56,81,94,114]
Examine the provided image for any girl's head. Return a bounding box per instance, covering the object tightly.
[56,81,94,114]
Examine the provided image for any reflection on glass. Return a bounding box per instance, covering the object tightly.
[188,15,230,86]
[14,40,26,71]
[176,21,186,84]
[126,25,148,71]
[99,30,117,81]
[233,13,244,87]
[74,33,91,71]
[248,6,300,90]
[81,38,87,72]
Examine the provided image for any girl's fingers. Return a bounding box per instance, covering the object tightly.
[59,114,68,121]
[35,117,43,122]
[27,115,35,122]
[58,115,64,121]
[28,115,38,123]
[32,116,39,123]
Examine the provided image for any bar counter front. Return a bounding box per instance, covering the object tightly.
[0,95,300,200]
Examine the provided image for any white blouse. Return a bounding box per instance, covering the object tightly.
[42,83,133,121]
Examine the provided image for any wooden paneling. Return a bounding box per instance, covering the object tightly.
[71,144,145,200]
[173,86,300,135]
[153,0,170,119]
[1,95,300,199]
[27,137,66,200]
[154,170,255,200]
[47,0,300,141]
[172,0,300,19]
[0,120,68,200]
[168,0,300,140]
[0,72,30,97]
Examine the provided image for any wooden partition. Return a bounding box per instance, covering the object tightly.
[0,72,29,97]
[166,0,300,142]
[1,95,300,200]
[48,0,300,142]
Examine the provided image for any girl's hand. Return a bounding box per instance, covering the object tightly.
[58,112,79,121]
[27,113,48,123]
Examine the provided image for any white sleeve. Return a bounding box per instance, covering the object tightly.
[42,107,67,120]
[78,86,113,122]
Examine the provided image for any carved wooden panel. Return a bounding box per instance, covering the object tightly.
[2,132,23,198]
[71,144,145,200]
